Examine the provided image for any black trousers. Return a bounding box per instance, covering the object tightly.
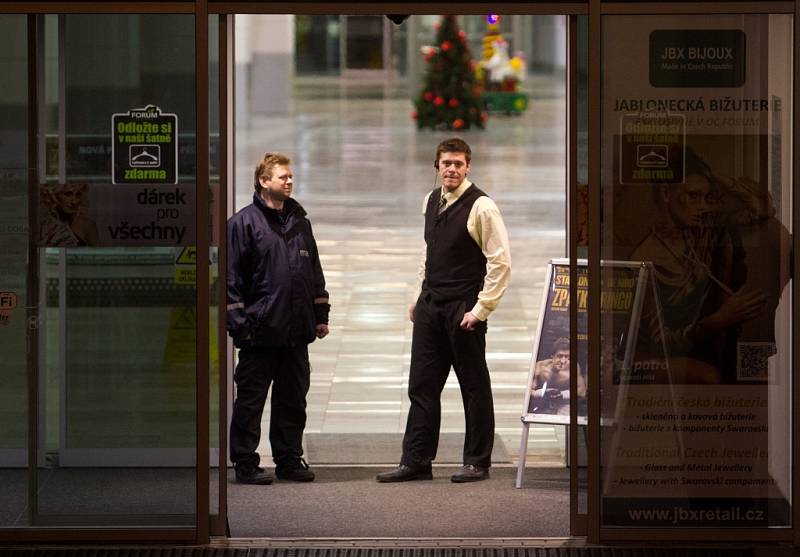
[401,293,495,468]
[229,345,310,468]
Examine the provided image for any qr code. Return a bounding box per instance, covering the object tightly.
[736,342,776,381]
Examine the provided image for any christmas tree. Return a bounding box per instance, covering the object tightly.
[412,15,487,131]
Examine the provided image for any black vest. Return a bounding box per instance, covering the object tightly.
[422,184,488,304]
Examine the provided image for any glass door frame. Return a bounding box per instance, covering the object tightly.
[211,0,590,542]
[585,0,799,545]
[0,0,211,544]
[7,0,794,547]
[0,0,590,544]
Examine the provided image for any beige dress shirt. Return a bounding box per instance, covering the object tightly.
[413,179,511,321]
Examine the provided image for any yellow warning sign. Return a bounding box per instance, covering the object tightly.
[174,267,196,284]
[175,246,197,265]
[175,246,197,284]
[162,305,221,389]
[172,306,196,330]
[174,246,218,285]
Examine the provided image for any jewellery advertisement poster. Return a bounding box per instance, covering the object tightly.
[600,14,792,527]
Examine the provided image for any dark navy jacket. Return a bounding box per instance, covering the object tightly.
[226,192,329,348]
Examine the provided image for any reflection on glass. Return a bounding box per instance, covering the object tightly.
[600,14,792,528]
[295,16,340,75]
[0,14,29,528]
[209,14,221,520]
[34,14,197,527]
[40,182,99,246]
[574,14,589,517]
[345,16,384,70]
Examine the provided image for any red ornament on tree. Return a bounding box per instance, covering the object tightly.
[424,50,435,62]
[423,91,434,102]
[434,96,445,107]
[448,98,460,108]
[441,40,452,52]
[411,111,418,120]
[452,118,465,129]
[458,30,466,42]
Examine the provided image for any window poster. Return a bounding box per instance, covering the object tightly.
[38,183,196,247]
[112,105,178,185]
[600,14,792,527]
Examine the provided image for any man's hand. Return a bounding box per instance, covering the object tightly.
[460,311,480,331]
[315,324,329,339]
[408,303,416,323]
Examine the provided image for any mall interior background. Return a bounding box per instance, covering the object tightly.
[232,14,569,467]
[0,13,572,530]
[1,8,795,543]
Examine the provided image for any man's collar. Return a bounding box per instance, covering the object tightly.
[253,192,306,218]
[441,179,472,201]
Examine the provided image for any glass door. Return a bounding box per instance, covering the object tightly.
[567,12,589,537]
[0,6,213,541]
[34,11,199,529]
[589,3,794,542]
[0,13,31,530]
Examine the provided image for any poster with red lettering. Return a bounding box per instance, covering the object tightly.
[522,260,642,426]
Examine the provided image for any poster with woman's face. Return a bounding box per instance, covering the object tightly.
[38,183,197,247]
[600,13,792,528]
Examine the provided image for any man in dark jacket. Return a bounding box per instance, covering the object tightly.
[227,152,330,485]
[376,138,511,483]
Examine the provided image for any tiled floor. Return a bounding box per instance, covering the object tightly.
[235,74,568,466]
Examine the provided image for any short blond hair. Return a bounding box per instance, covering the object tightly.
[254,152,291,192]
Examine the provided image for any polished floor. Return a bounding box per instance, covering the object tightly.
[235,74,568,467]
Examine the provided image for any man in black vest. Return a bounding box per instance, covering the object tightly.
[227,152,330,485]
[377,138,511,483]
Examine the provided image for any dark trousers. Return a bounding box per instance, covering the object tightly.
[229,345,310,468]
[401,294,495,468]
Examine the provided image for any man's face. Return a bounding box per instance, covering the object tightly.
[438,151,470,192]
[665,173,713,228]
[552,349,570,371]
[259,164,293,202]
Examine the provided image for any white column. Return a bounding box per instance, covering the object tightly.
[553,16,567,71]
[234,14,252,127]
[249,15,294,115]
[530,16,567,74]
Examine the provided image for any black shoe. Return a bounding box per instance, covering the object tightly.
[451,464,489,483]
[376,464,433,483]
[275,458,315,482]
[235,464,274,485]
